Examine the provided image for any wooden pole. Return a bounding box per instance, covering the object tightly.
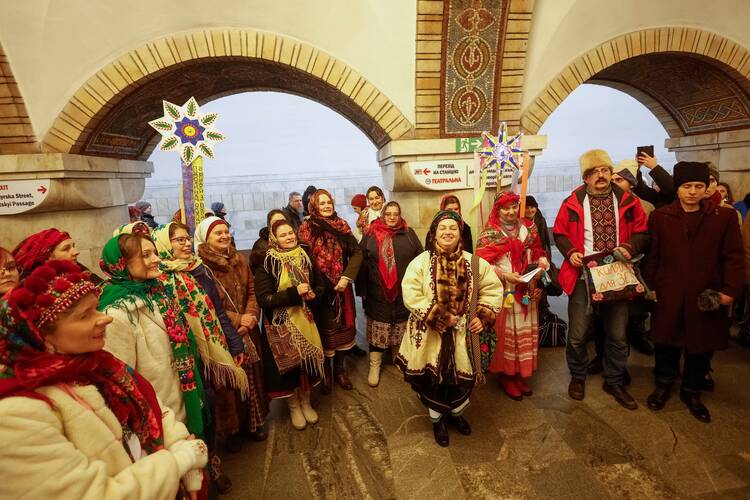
[179,155,205,234]
[519,151,531,218]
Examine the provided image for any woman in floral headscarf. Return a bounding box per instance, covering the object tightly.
[357,201,423,387]
[98,232,208,440]
[298,189,363,393]
[476,192,549,401]
[255,219,326,430]
[0,260,207,498]
[396,210,502,447]
[152,222,249,493]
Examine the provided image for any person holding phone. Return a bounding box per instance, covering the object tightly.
[634,147,675,208]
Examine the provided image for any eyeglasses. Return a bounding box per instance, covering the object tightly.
[589,167,612,177]
[170,236,192,245]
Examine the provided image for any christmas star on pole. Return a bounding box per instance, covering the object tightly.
[148,97,225,165]
[148,97,226,232]
[472,122,523,209]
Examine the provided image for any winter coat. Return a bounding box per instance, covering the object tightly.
[197,245,260,330]
[281,205,303,233]
[553,184,649,296]
[103,297,185,421]
[634,165,675,208]
[357,227,423,323]
[643,201,744,352]
[397,251,503,384]
[742,213,750,285]
[189,263,245,357]
[140,213,158,229]
[0,384,202,499]
[249,227,270,274]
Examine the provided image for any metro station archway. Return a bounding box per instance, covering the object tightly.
[42,28,414,159]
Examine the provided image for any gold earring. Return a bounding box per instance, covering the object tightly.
[44,342,57,354]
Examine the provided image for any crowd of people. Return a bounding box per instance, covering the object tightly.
[0,149,747,498]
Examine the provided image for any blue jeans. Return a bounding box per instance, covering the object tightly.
[566,278,629,385]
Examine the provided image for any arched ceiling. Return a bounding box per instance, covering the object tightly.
[589,53,750,136]
[71,58,397,160]
[0,42,38,154]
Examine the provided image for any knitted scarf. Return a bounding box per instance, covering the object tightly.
[0,298,165,454]
[97,235,206,438]
[264,233,324,376]
[369,215,407,303]
[151,224,249,398]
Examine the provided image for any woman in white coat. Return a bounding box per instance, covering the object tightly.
[99,232,208,440]
[395,210,502,447]
[0,259,207,499]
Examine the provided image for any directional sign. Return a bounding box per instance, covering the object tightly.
[411,159,474,190]
[455,137,483,153]
[0,179,51,215]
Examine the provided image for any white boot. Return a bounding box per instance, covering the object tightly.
[287,391,307,430]
[299,389,319,424]
[368,351,383,387]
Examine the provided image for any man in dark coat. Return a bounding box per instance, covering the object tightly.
[643,162,744,423]
[281,191,304,232]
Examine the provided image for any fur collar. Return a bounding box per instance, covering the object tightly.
[197,244,244,273]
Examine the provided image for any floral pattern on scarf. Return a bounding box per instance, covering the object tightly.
[98,234,207,438]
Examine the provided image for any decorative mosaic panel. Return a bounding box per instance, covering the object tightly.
[441,0,509,136]
[593,54,750,135]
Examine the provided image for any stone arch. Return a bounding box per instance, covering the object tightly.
[42,28,414,159]
[521,27,750,137]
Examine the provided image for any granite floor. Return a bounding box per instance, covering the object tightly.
[221,336,750,500]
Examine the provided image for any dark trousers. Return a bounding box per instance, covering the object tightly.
[654,344,712,393]
[566,278,629,385]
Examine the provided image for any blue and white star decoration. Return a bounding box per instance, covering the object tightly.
[472,122,523,208]
[148,97,225,165]
[478,122,523,175]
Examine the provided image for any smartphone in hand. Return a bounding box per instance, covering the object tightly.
[637,145,654,158]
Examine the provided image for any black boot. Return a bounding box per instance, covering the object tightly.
[448,415,472,435]
[333,352,353,390]
[432,417,449,447]
[349,345,367,357]
[603,383,638,410]
[321,357,333,394]
[680,390,711,423]
[647,385,671,411]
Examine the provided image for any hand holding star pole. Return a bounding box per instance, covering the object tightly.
[148,97,225,233]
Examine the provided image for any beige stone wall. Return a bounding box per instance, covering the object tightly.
[0,0,417,140]
[523,0,750,112]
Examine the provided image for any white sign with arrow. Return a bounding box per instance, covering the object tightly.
[0,179,51,215]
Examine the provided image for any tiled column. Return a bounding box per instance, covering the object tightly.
[378,135,547,242]
[666,130,750,199]
[0,153,152,273]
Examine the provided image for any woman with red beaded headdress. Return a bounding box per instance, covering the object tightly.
[0,260,208,498]
[12,228,102,284]
[476,192,549,401]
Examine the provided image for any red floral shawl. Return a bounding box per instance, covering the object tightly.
[369,217,407,302]
[0,301,165,453]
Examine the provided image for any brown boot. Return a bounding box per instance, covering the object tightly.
[321,357,333,394]
[334,352,353,390]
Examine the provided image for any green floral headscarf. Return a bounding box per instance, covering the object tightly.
[98,234,207,438]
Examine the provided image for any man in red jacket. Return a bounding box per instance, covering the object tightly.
[553,149,648,409]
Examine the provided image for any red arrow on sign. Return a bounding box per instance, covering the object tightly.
[38,186,47,194]
[423,168,431,176]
